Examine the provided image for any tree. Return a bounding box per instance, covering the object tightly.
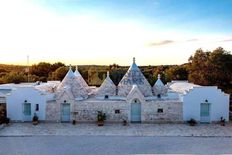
[109,69,127,85]
[151,65,169,85]
[50,62,65,72]
[30,62,51,78]
[188,47,232,93]
[51,66,68,81]
[29,75,40,82]
[0,78,4,84]
[2,72,27,84]
[188,48,211,85]
[109,63,119,70]
[165,65,188,82]
[0,69,7,73]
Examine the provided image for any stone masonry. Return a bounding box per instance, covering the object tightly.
[142,101,183,123]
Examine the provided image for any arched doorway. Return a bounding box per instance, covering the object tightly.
[131,99,141,123]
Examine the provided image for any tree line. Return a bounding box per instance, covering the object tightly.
[0,47,231,95]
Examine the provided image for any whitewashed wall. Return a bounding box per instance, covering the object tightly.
[6,87,47,121]
[183,87,230,122]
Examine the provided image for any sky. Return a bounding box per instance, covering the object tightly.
[0,0,232,66]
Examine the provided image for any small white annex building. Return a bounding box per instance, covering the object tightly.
[169,81,230,122]
[0,82,57,122]
[0,58,230,123]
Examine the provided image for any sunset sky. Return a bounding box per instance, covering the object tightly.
[0,0,232,66]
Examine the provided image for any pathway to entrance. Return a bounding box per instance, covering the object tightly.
[1,122,232,137]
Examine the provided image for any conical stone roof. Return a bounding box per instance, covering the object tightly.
[153,74,168,96]
[56,67,75,90]
[96,71,116,97]
[56,66,88,100]
[74,66,89,90]
[118,58,153,97]
[74,66,81,77]
[154,74,164,87]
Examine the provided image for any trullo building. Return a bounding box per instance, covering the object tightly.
[0,58,229,123]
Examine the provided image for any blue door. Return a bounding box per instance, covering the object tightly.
[23,103,31,121]
[61,103,70,122]
[131,99,141,123]
[200,103,210,123]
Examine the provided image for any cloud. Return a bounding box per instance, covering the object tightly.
[147,40,174,46]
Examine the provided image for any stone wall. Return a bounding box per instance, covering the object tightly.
[45,101,61,122]
[142,101,183,123]
[73,100,129,122]
[45,96,183,123]
[69,100,183,123]
[46,91,78,122]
